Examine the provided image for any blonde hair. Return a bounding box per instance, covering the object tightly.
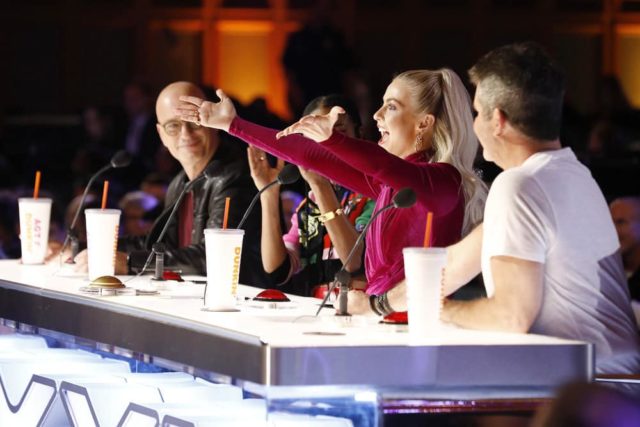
[395,69,487,235]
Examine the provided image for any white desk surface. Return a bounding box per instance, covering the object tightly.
[0,260,592,390]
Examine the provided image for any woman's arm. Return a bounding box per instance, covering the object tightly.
[175,91,379,199]
[278,107,462,214]
[304,171,362,273]
[247,146,289,274]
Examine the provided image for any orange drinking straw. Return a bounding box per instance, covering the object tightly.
[101,180,109,209]
[423,211,433,247]
[33,171,41,199]
[222,197,231,229]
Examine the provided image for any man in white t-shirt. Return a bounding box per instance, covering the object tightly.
[439,42,640,374]
[374,42,639,374]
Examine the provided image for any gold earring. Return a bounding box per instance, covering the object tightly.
[415,133,423,153]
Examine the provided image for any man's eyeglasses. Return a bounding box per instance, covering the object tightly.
[160,120,202,136]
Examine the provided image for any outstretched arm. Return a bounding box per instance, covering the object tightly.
[176,91,379,199]
[303,170,362,273]
[175,89,237,132]
[279,107,462,213]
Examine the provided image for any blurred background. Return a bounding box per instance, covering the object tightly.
[1,0,640,255]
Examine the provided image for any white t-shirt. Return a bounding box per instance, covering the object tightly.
[483,148,640,374]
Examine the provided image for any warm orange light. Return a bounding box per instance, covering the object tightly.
[215,20,295,120]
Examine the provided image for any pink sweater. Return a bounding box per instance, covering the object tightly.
[230,117,464,295]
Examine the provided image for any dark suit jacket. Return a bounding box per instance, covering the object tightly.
[122,139,268,287]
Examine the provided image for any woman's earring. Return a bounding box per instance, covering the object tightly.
[415,133,423,153]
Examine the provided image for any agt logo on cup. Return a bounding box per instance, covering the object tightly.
[23,213,43,251]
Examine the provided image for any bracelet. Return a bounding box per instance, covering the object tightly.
[318,208,344,224]
[369,292,395,317]
[369,295,383,316]
[378,292,395,316]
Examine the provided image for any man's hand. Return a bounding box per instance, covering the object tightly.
[276,106,344,142]
[175,89,237,132]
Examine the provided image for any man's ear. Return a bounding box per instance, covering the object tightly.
[156,124,169,148]
[492,108,507,136]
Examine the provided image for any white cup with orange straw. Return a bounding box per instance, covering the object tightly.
[19,171,53,264]
[203,197,244,311]
[403,211,446,342]
[85,181,121,281]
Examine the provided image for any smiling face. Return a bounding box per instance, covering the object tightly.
[373,79,424,158]
[156,82,218,179]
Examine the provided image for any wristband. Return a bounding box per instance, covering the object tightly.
[369,295,383,316]
[318,208,344,224]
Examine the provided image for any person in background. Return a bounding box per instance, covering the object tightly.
[120,82,164,188]
[280,190,303,230]
[119,191,161,237]
[610,196,640,326]
[0,191,20,260]
[174,68,487,308]
[531,381,640,427]
[247,94,374,297]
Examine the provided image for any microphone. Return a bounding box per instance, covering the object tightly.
[137,162,220,279]
[315,187,417,316]
[61,150,132,260]
[236,163,300,229]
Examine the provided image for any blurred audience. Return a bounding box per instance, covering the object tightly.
[282,0,357,118]
[531,382,640,427]
[120,82,163,187]
[610,196,640,326]
[62,193,101,251]
[280,190,303,231]
[118,190,161,237]
[0,191,20,259]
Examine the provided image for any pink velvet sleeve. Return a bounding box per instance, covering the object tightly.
[229,117,379,199]
[320,133,462,215]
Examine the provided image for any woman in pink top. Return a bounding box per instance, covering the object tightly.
[175,69,486,315]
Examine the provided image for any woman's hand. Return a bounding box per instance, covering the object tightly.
[276,106,345,142]
[342,290,378,317]
[247,146,284,191]
[299,167,328,188]
[175,89,237,132]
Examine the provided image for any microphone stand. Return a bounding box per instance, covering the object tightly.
[138,166,215,280]
[315,187,417,317]
[237,164,300,229]
[315,203,396,317]
[60,150,131,263]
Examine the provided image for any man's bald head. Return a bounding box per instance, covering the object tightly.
[156,81,205,122]
[155,81,218,180]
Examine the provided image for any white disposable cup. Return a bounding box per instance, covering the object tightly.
[85,209,121,281]
[403,247,447,342]
[18,198,52,264]
[204,229,244,311]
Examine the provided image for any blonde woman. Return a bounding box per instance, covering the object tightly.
[176,69,486,315]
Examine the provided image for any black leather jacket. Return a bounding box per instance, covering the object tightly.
[123,140,268,287]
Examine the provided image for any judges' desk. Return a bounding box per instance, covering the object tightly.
[0,260,592,425]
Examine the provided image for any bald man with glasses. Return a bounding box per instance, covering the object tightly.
[114,81,268,285]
